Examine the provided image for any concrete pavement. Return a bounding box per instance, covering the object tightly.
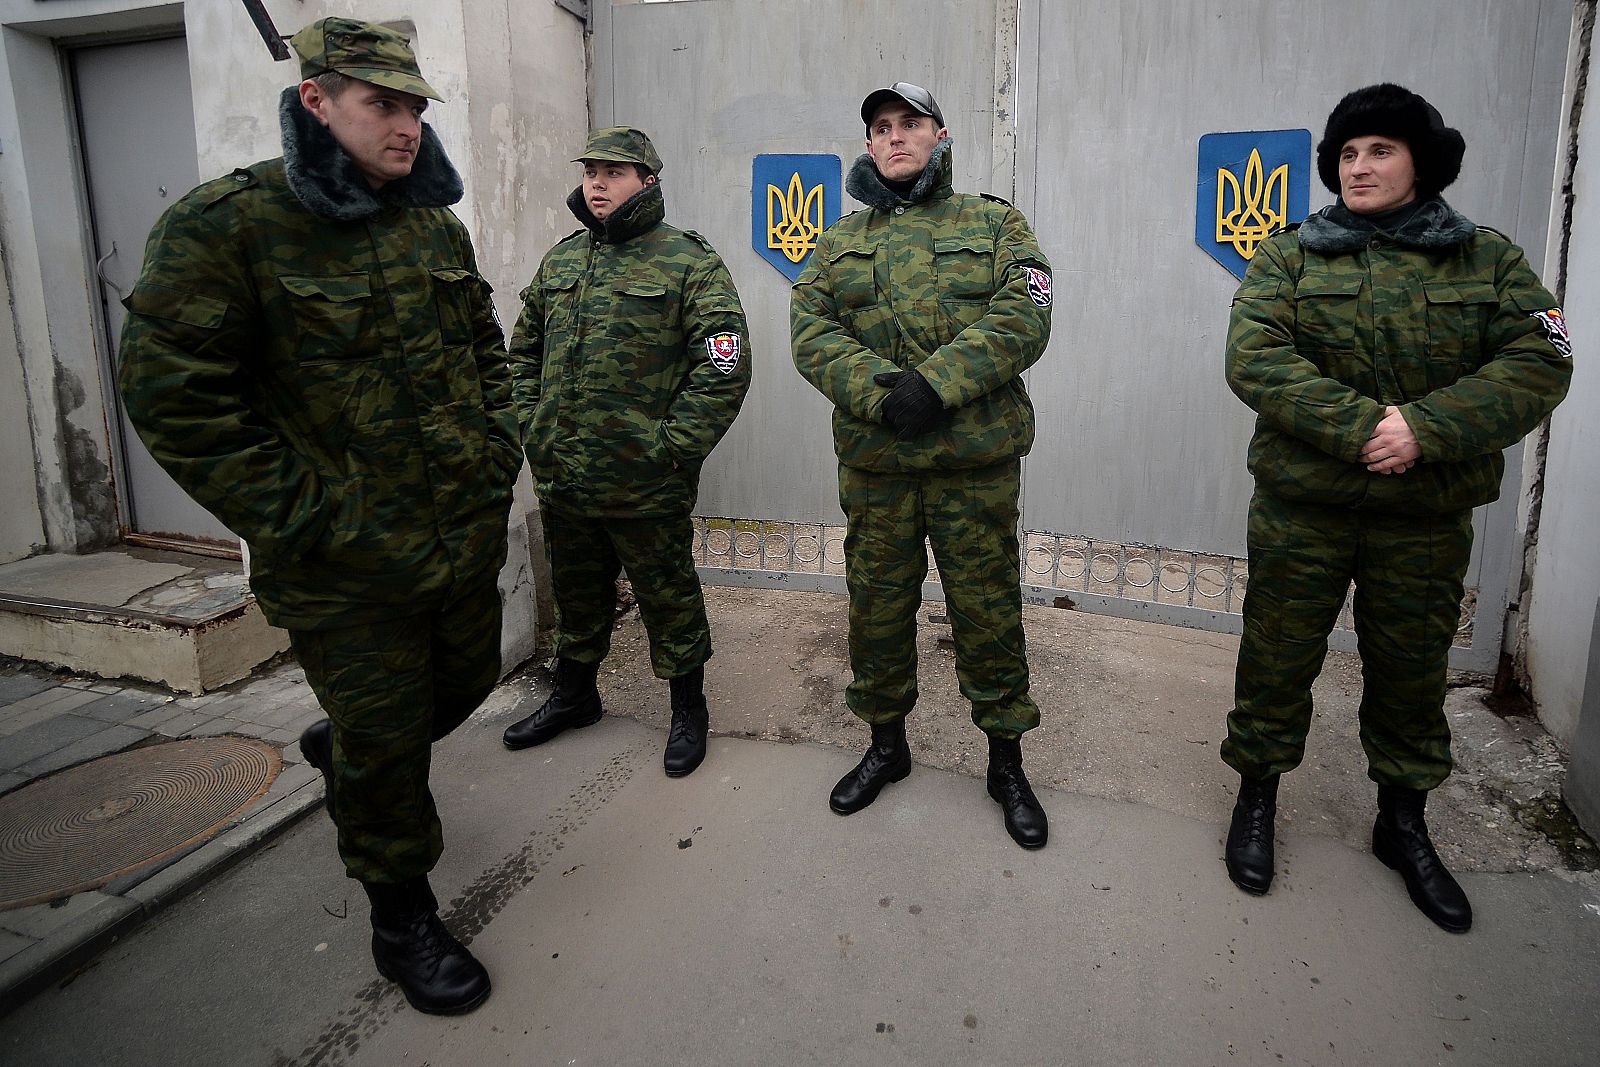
[2,588,1598,1064]
[4,585,1599,1065]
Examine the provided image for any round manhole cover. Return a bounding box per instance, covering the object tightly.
[0,736,282,910]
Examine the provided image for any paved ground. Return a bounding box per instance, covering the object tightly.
[1,587,1597,1064]
[0,655,324,999]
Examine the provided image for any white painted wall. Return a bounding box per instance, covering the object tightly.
[1527,35,1599,743]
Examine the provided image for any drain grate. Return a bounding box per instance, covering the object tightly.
[0,736,281,910]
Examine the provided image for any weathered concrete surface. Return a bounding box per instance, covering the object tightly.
[3,707,1597,1066]
[602,588,1598,878]
[2,589,1595,1066]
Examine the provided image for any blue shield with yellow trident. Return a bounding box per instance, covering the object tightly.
[753,154,841,281]
[1196,129,1312,279]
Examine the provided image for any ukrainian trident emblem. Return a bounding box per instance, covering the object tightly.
[752,154,841,281]
[1196,130,1312,279]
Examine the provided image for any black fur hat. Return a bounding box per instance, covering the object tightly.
[1315,83,1465,200]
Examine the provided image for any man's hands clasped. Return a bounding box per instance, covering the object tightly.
[874,370,947,438]
[1360,405,1421,475]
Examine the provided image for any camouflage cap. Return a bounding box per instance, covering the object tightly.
[573,127,664,175]
[290,17,443,102]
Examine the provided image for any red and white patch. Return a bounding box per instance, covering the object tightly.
[705,332,742,374]
[1023,266,1052,308]
[1533,308,1572,357]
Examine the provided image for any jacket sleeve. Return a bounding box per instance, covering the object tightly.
[459,236,522,480]
[790,229,901,422]
[1224,236,1387,461]
[913,206,1052,407]
[116,197,333,559]
[506,265,548,441]
[660,252,752,467]
[1400,243,1573,462]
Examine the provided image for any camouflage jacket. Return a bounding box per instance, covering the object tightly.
[508,181,751,517]
[790,139,1053,472]
[1227,199,1572,514]
[117,89,519,630]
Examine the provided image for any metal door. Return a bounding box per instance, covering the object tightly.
[587,0,1570,672]
[74,36,235,547]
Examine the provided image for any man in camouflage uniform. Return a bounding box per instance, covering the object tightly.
[1222,84,1572,931]
[791,83,1053,848]
[501,128,750,778]
[118,19,517,1013]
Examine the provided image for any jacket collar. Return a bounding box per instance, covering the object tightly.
[1298,197,1477,253]
[845,137,955,211]
[279,86,464,222]
[566,180,665,244]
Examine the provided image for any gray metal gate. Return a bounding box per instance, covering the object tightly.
[587,0,1572,672]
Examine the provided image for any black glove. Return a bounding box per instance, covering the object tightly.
[873,370,945,438]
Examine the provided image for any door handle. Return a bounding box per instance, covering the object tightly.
[95,243,127,299]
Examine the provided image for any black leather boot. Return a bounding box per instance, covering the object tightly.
[1225,774,1278,894]
[663,666,710,778]
[362,877,491,1015]
[298,718,336,825]
[830,720,912,814]
[1373,784,1472,933]
[502,659,603,750]
[986,737,1048,849]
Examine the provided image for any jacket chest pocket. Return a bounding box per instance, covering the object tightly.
[431,266,490,349]
[824,240,880,311]
[601,278,673,341]
[933,235,996,303]
[1293,273,1363,365]
[538,270,580,332]
[1423,281,1495,374]
[279,273,378,363]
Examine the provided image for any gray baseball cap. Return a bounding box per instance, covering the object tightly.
[861,81,945,129]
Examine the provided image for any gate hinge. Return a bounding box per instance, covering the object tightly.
[554,0,591,25]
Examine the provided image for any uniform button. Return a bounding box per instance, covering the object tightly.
[1369,237,1383,249]
[233,173,248,182]
[893,206,905,215]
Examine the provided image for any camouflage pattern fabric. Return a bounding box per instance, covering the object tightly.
[1223,200,1571,789]
[118,153,519,630]
[1221,492,1472,790]
[1227,203,1572,513]
[791,140,1048,737]
[290,579,502,883]
[508,180,751,518]
[790,140,1052,472]
[541,502,710,679]
[838,461,1038,738]
[290,17,443,100]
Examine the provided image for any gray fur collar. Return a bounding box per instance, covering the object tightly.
[1299,198,1476,253]
[278,86,463,221]
[846,137,954,210]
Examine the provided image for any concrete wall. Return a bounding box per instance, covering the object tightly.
[0,0,588,668]
[0,229,46,564]
[1528,13,1599,743]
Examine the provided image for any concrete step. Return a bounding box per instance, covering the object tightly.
[0,548,287,695]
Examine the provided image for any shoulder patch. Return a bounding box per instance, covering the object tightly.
[1532,307,1573,357]
[979,192,1013,207]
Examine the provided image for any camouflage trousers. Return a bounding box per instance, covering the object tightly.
[1221,491,1474,791]
[838,460,1039,738]
[288,579,502,884]
[541,502,711,679]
